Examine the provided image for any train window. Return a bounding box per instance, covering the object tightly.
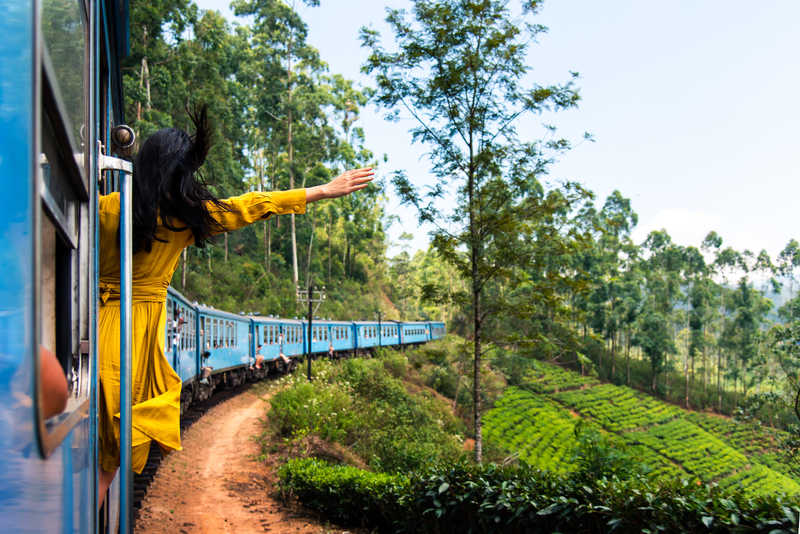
[35,0,91,458]
[42,0,87,158]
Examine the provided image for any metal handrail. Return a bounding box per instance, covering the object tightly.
[99,148,133,534]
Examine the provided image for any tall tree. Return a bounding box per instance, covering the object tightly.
[362,0,580,461]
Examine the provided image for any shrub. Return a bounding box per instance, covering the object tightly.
[279,459,800,534]
[269,380,354,442]
[278,458,405,530]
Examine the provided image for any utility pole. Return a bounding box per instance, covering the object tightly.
[296,284,326,381]
[377,309,382,348]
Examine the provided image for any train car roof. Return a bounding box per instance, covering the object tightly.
[301,319,353,325]
[195,304,251,322]
[166,285,194,306]
[250,316,303,325]
[402,321,431,326]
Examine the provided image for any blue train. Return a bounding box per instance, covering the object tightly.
[167,286,445,413]
[0,1,444,533]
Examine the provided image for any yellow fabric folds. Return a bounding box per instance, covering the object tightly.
[98,189,306,473]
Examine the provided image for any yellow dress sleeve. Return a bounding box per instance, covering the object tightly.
[208,189,306,234]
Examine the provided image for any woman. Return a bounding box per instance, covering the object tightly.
[97,107,373,501]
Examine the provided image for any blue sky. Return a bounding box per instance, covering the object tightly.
[195,0,800,259]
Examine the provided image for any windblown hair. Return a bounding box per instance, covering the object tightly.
[131,105,228,253]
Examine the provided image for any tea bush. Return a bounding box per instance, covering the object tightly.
[279,458,800,533]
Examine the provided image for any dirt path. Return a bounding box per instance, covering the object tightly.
[135,385,343,534]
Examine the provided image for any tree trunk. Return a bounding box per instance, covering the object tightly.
[305,212,315,289]
[716,349,722,411]
[327,213,332,283]
[287,37,298,286]
[611,332,616,382]
[137,28,151,121]
[472,267,482,464]
[264,220,270,273]
[181,248,187,289]
[626,331,631,385]
[224,232,229,263]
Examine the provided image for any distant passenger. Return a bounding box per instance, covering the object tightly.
[200,351,213,385]
[253,344,264,370]
[96,104,373,505]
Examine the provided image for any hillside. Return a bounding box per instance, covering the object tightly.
[484,361,799,498]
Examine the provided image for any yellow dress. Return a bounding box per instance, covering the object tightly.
[98,189,306,473]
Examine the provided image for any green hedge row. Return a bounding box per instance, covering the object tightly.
[278,458,800,533]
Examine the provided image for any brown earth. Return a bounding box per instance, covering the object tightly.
[135,384,354,534]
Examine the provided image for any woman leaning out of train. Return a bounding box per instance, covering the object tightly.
[97,105,373,505]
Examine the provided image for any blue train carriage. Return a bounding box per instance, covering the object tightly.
[327,320,356,355]
[401,321,430,346]
[251,316,294,373]
[354,321,382,352]
[165,288,199,409]
[303,319,336,356]
[196,305,251,392]
[280,319,305,358]
[428,321,446,341]
[379,320,401,347]
[0,0,131,532]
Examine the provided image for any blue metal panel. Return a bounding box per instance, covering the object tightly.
[251,318,286,362]
[196,306,251,373]
[165,288,199,383]
[0,1,62,532]
[380,322,400,347]
[280,321,304,358]
[302,320,334,354]
[354,322,380,349]
[402,322,429,345]
[327,321,353,352]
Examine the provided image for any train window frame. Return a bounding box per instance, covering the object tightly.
[35,0,92,459]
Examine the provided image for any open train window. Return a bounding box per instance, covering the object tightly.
[35,0,90,458]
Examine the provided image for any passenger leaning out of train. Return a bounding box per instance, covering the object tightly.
[253,344,264,370]
[97,104,373,505]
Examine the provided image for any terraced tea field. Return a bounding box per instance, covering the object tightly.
[483,361,800,498]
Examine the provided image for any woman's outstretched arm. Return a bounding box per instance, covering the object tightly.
[306,167,374,203]
[203,167,375,238]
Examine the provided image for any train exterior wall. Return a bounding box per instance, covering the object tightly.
[166,288,199,383]
[196,306,251,374]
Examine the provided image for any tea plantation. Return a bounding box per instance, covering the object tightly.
[483,361,800,498]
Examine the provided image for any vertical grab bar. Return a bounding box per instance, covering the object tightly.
[99,146,133,534]
[118,167,133,534]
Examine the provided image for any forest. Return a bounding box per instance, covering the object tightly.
[126,0,800,529]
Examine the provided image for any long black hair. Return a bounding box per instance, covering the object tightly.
[131,105,228,253]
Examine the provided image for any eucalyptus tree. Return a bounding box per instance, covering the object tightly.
[233,0,325,286]
[684,245,709,408]
[634,310,675,392]
[362,0,581,461]
[641,230,685,394]
[778,239,800,297]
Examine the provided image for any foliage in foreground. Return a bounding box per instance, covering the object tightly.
[267,354,466,473]
[279,458,800,534]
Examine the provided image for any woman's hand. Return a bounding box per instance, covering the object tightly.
[306,167,375,203]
